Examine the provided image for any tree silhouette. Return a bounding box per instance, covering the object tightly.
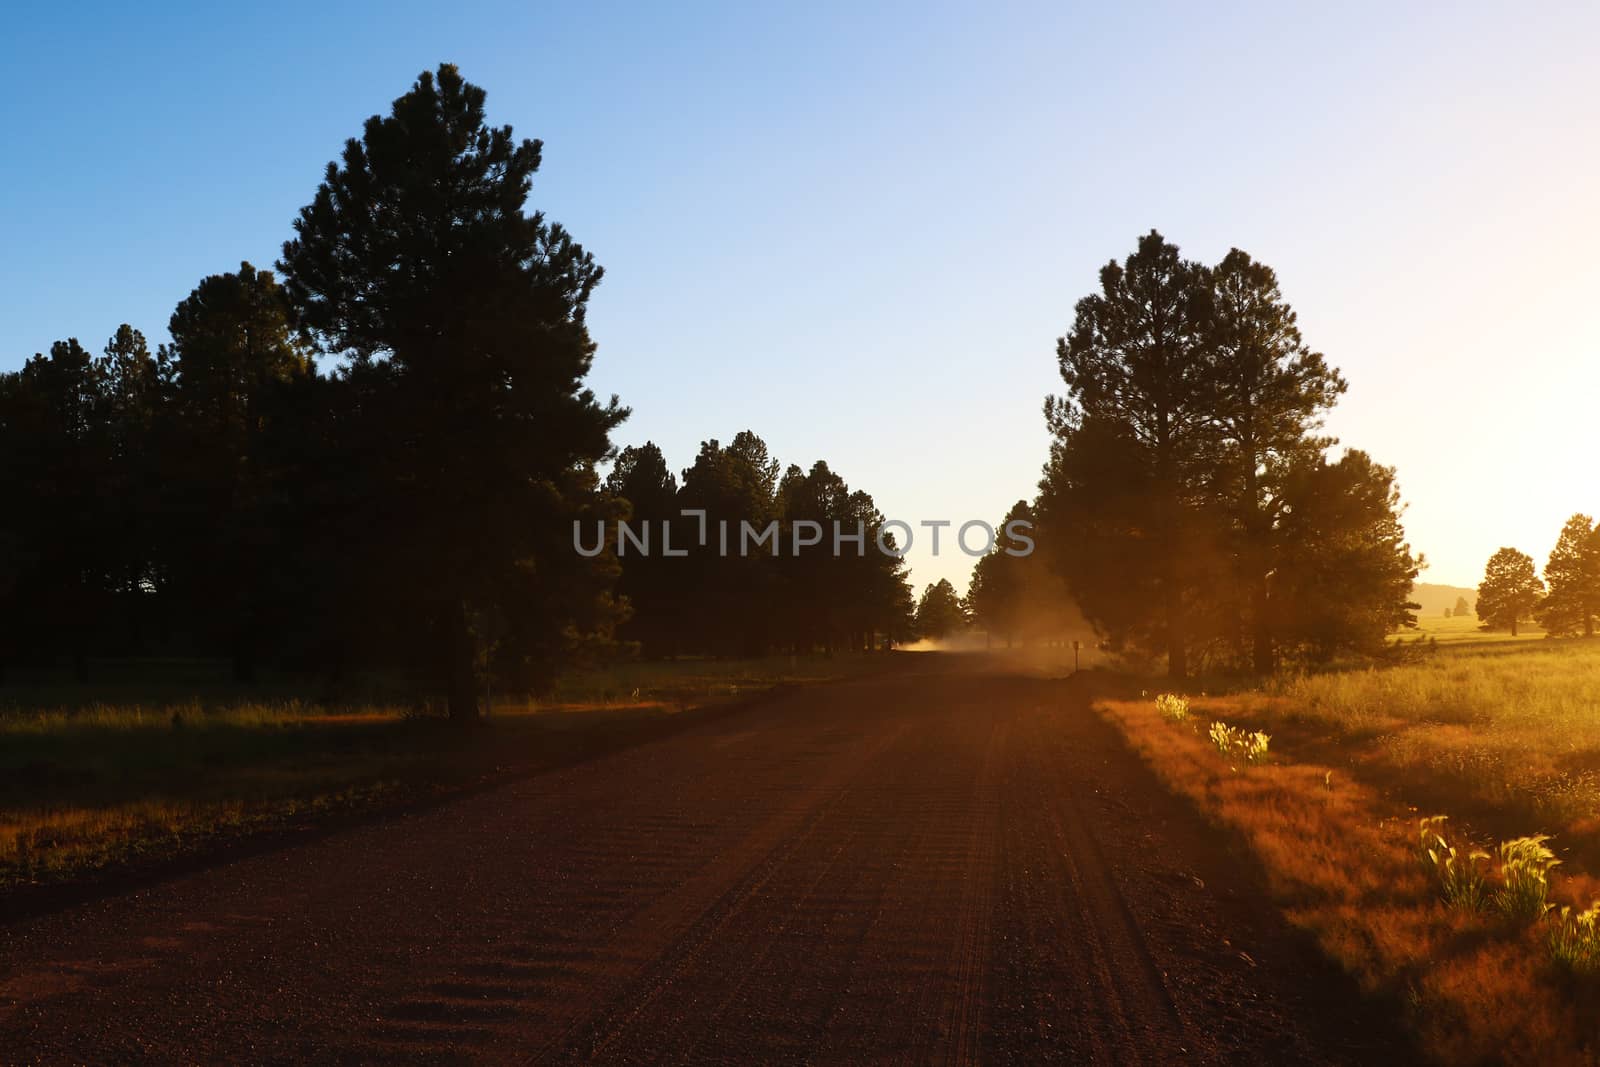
[677,434,782,656]
[1206,249,1347,674]
[1045,231,1213,679]
[1453,595,1472,617]
[1039,233,1418,671]
[966,500,1073,648]
[5,339,110,675]
[605,442,682,656]
[96,325,174,650]
[0,66,934,696]
[279,65,626,719]
[1268,450,1420,658]
[165,264,311,680]
[1478,547,1544,635]
[915,579,968,640]
[772,458,913,653]
[1037,414,1164,656]
[1537,515,1600,638]
[600,434,913,658]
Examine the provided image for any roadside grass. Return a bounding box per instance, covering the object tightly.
[1095,636,1600,1063]
[1261,639,1600,850]
[0,652,890,898]
[543,653,889,708]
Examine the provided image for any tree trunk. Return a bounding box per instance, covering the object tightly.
[1251,573,1275,675]
[1241,450,1274,676]
[446,600,479,724]
[1511,618,1519,637]
[1166,581,1188,681]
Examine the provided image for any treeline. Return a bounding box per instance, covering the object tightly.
[965,501,1081,647]
[0,278,336,684]
[966,232,1420,678]
[0,66,918,714]
[0,250,622,715]
[603,436,914,657]
[0,67,1445,699]
[1477,517,1600,637]
[2,67,632,717]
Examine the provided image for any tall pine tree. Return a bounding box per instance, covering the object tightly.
[1477,547,1544,635]
[279,65,627,719]
[1537,515,1600,637]
[1044,231,1214,679]
[1205,249,1347,673]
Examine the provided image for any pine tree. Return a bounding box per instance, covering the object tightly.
[1044,231,1213,679]
[1205,249,1347,673]
[1537,515,1600,637]
[279,65,627,718]
[165,265,311,680]
[1477,548,1544,636]
[915,579,969,640]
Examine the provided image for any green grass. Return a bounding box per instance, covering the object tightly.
[1549,901,1600,976]
[542,653,889,707]
[1495,835,1560,923]
[1233,638,1600,836]
[1101,631,1600,1060]
[1155,692,1190,723]
[1402,612,1546,645]
[0,652,894,895]
[1206,720,1271,765]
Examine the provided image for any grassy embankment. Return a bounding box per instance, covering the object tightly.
[1094,617,1600,1063]
[0,654,891,899]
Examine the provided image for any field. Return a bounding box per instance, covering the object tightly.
[0,654,892,902]
[1095,620,1600,1063]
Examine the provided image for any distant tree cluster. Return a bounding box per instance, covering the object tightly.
[965,500,1080,647]
[913,579,967,641]
[1478,515,1600,637]
[1020,232,1420,678]
[603,437,915,657]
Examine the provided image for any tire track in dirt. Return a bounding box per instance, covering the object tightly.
[1022,707,1186,1061]
[925,711,1005,1067]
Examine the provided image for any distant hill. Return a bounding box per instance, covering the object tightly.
[1411,582,1477,617]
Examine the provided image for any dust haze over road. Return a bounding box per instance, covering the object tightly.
[0,657,1407,1063]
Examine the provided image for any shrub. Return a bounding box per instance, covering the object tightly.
[1549,901,1600,977]
[1416,814,1450,871]
[1436,845,1492,911]
[1495,835,1559,923]
[1416,816,1490,910]
[1208,721,1270,765]
[1155,693,1190,723]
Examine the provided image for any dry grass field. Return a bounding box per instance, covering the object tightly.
[1096,623,1600,1063]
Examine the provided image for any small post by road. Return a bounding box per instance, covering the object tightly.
[1073,639,1081,674]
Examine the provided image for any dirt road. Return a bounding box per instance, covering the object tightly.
[0,660,1408,1063]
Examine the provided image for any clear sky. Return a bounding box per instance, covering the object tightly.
[4,2,1596,595]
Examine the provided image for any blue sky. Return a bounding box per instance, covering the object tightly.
[4,2,1597,593]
